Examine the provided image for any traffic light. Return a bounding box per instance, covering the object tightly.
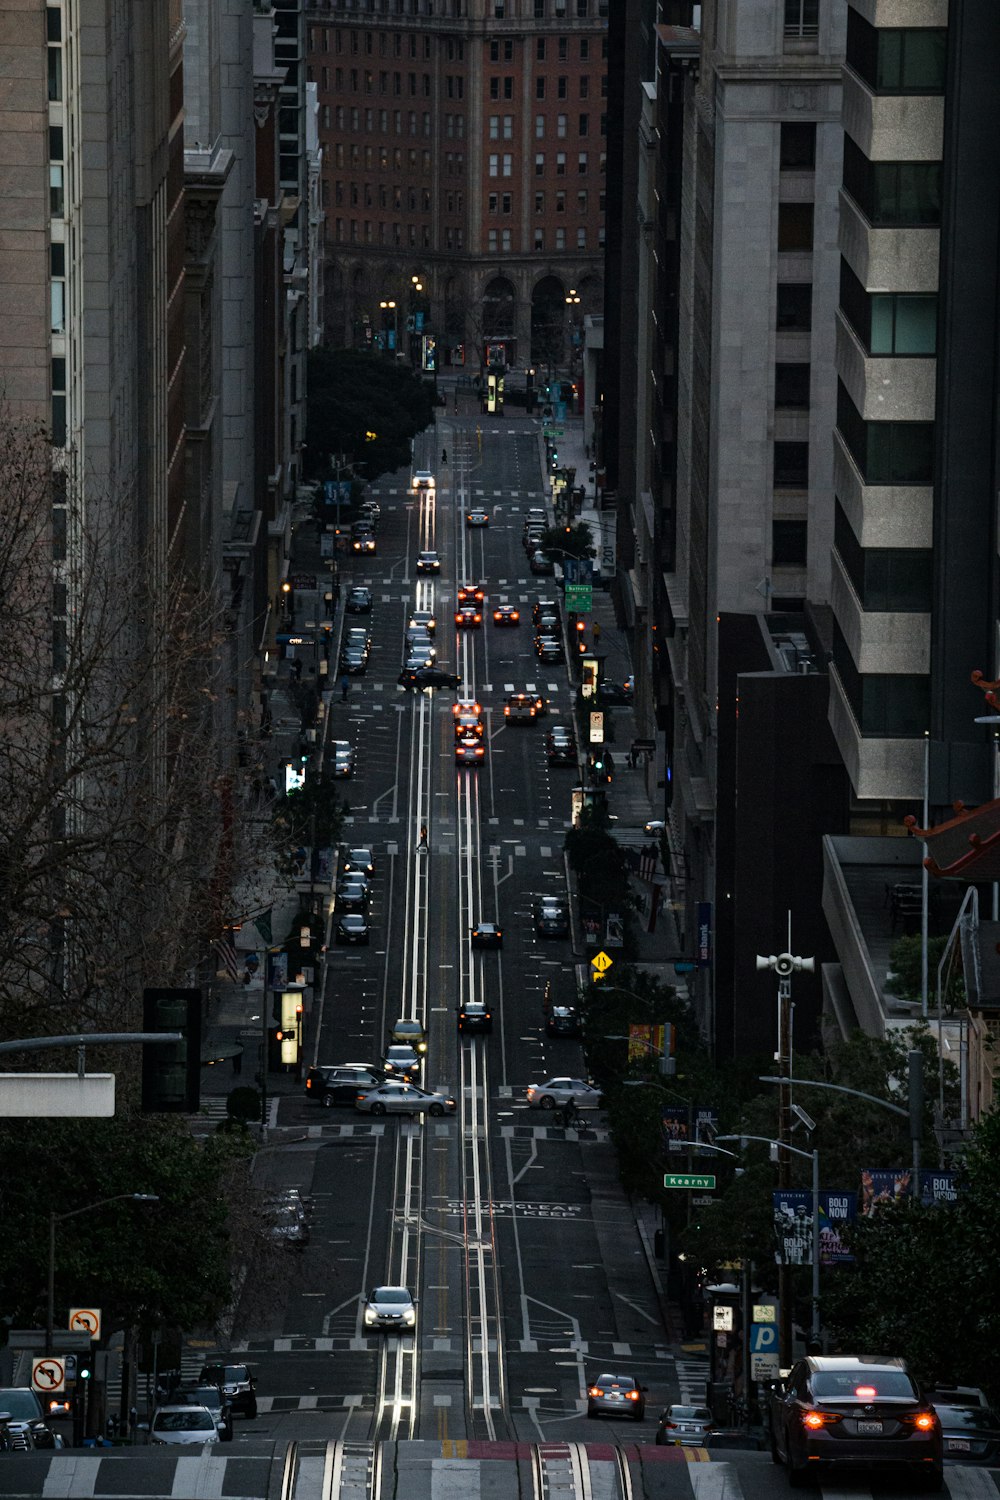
[78,1356,92,1382]
[142,989,202,1112]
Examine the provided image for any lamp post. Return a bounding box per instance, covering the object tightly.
[565,287,582,382]
[47,1193,159,1354]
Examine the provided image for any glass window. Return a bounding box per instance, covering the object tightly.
[780,122,816,170]
[535,114,544,138]
[833,622,929,736]
[778,203,814,251]
[775,363,810,409]
[47,44,62,101]
[777,282,812,330]
[536,77,545,99]
[834,499,932,611]
[774,442,809,488]
[503,116,513,139]
[49,163,64,216]
[772,519,808,566]
[840,258,937,355]
[579,113,588,136]
[783,0,817,37]
[534,0,545,14]
[46,6,61,40]
[557,114,567,137]
[535,153,545,175]
[837,380,935,485]
[846,10,947,94]
[843,137,941,227]
[578,152,588,174]
[536,38,546,60]
[490,115,499,139]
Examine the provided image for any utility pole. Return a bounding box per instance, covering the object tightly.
[756,925,814,1366]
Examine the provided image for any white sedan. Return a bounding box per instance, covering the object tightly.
[412,469,435,490]
[364,1285,416,1332]
[149,1405,223,1446]
[355,1081,456,1116]
[525,1078,604,1111]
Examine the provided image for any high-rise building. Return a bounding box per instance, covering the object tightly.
[306,0,607,370]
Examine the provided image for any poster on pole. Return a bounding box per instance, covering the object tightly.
[773,1190,857,1265]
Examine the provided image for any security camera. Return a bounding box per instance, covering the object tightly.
[791,1103,816,1133]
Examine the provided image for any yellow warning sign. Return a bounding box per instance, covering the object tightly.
[591,950,613,974]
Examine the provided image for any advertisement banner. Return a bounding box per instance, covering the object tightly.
[859,1169,958,1214]
[697,902,712,967]
[628,1022,667,1063]
[773,1190,858,1265]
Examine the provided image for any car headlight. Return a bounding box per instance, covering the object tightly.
[404,1310,416,1325]
[364,1309,377,1324]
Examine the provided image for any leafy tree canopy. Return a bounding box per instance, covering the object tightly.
[305,348,434,483]
[540,522,595,562]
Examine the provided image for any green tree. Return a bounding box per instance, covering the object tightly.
[271,776,348,853]
[540,522,595,562]
[0,1114,278,1338]
[885,933,965,1010]
[305,348,434,483]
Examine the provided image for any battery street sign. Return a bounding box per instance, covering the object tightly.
[565,584,593,612]
[663,1173,717,1190]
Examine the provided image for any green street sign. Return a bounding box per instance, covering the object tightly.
[543,426,565,438]
[565,584,593,613]
[663,1173,717,1190]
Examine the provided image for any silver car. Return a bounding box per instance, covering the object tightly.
[655,1403,714,1446]
[148,1405,223,1446]
[364,1285,416,1331]
[525,1077,603,1111]
[356,1081,456,1116]
[331,740,354,778]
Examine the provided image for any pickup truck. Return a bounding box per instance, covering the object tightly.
[504,693,543,723]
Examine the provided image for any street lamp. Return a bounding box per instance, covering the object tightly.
[47,1194,159,1354]
[379,298,397,355]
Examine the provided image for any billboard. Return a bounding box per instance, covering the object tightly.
[773,1190,858,1265]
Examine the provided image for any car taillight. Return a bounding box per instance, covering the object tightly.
[907,1412,938,1431]
[854,1386,877,1401]
[802,1409,841,1430]
[588,1387,602,1399]
[627,1390,640,1401]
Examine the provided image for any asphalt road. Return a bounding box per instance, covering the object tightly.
[216,415,681,1453]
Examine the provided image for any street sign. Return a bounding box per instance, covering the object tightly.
[663,1173,717,1190]
[589,712,604,745]
[543,426,565,438]
[751,1324,778,1354]
[591,950,613,975]
[692,1194,715,1206]
[32,1356,65,1393]
[69,1308,101,1338]
[565,583,593,612]
[752,1351,781,1381]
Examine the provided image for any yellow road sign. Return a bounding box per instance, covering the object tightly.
[591,950,613,974]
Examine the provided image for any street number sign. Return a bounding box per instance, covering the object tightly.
[663,1173,717,1190]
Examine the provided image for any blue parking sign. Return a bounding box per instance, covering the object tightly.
[750,1324,777,1354]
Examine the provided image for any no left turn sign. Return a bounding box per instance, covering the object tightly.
[69,1307,101,1338]
[32,1357,66,1393]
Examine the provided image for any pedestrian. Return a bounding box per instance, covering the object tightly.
[628,743,638,769]
[340,674,350,702]
[592,622,601,646]
[441,447,448,464]
[292,657,303,681]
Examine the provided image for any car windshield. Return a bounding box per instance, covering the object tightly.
[812,1370,917,1400]
[933,1405,999,1430]
[374,1289,410,1304]
[597,1376,634,1389]
[156,1411,215,1432]
[0,1391,40,1419]
[670,1406,712,1421]
[177,1388,221,1409]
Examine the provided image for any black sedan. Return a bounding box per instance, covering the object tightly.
[595,680,634,707]
[535,900,569,937]
[546,1005,582,1038]
[471,921,503,949]
[346,586,372,614]
[400,666,461,690]
[335,914,370,945]
[340,647,368,675]
[535,636,563,664]
[529,550,555,576]
[493,605,520,626]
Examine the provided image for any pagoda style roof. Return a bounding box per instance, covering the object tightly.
[905,672,1000,881]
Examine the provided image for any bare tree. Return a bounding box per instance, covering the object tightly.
[0,405,255,1047]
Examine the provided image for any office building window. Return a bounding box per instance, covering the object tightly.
[555,227,566,250]
[501,228,512,251]
[503,76,513,99]
[777,282,812,330]
[556,152,566,174]
[580,77,589,99]
[535,153,545,175]
[780,122,816,169]
[834,500,933,611]
[578,151,588,174]
[489,38,500,60]
[490,76,500,99]
[778,202,814,250]
[839,259,937,354]
[536,77,546,99]
[488,229,498,252]
[580,38,589,59]
[576,227,586,249]
[837,380,935,484]
[535,192,544,212]
[535,114,545,138]
[772,519,808,566]
[555,191,565,212]
[784,0,818,38]
[537,38,546,60]
[832,623,929,737]
[535,228,544,249]
[534,0,545,14]
[579,113,589,136]
[49,127,64,215]
[843,137,941,227]
[775,363,811,408]
[490,115,500,139]
[51,356,66,447]
[502,115,513,138]
[557,114,567,137]
[774,442,809,488]
[488,154,499,176]
[846,11,947,94]
[577,190,587,212]
[50,242,65,332]
[577,0,588,12]
[557,76,567,98]
[502,153,512,176]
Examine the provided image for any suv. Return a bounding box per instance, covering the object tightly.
[768,1356,942,1490]
[197,1362,257,1420]
[0,1389,59,1449]
[458,1000,493,1033]
[306,1064,384,1106]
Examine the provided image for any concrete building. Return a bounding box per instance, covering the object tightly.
[306,0,607,372]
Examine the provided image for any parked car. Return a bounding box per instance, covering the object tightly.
[929,1398,1000,1465]
[305,1064,384,1106]
[529,550,555,576]
[264,1190,310,1250]
[364,1285,417,1330]
[197,1362,257,1420]
[345,586,372,614]
[587,1372,647,1422]
[595,680,634,707]
[768,1356,943,1490]
[655,1404,714,1446]
[336,913,370,945]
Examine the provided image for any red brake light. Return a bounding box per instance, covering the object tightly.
[627,1390,640,1401]
[588,1387,601,1398]
[854,1385,877,1402]
[802,1409,841,1430]
[913,1412,936,1431]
